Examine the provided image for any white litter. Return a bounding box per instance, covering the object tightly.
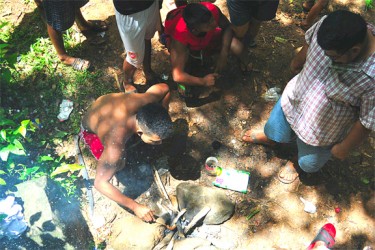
[57,99,74,121]
[263,87,281,102]
[0,196,27,239]
[300,197,317,213]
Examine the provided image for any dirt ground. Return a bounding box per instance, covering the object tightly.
[2,0,374,249]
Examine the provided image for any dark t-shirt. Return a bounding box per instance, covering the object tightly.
[113,0,154,15]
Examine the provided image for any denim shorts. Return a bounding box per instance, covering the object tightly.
[226,0,279,26]
[264,99,332,173]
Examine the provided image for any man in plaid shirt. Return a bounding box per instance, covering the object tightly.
[242,10,375,184]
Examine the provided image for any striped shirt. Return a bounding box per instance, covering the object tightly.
[281,17,375,146]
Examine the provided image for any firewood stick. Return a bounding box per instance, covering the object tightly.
[183,207,211,235]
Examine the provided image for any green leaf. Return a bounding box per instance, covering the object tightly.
[274,36,288,44]
[51,163,84,177]
[0,170,6,175]
[1,68,12,83]
[21,120,30,127]
[246,206,260,220]
[17,125,27,138]
[0,178,6,185]
[25,166,40,175]
[40,155,54,162]
[0,150,10,161]
[361,177,370,184]
[12,139,25,151]
[54,131,69,138]
[0,129,6,141]
[0,118,16,127]
[2,143,25,156]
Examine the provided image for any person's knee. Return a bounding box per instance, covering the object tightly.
[298,155,326,173]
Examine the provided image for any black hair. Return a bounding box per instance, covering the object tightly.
[136,103,173,139]
[317,10,367,53]
[182,3,212,30]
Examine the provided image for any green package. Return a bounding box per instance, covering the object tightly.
[213,168,250,193]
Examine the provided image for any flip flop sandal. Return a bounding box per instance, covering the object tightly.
[71,58,91,71]
[277,162,299,184]
[307,223,336,250]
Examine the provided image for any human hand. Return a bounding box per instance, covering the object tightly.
[300,20,311,31]
[203,73,219,87]
[331,143,350,160]
[133,203,155,222]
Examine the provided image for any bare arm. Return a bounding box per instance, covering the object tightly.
[331,121,371,160]
[215,9,233,72]
[303,0,329,29]
[142,83,171,109]
[290,43,309,75]
[170,39,218,87]
[94,129,155,222]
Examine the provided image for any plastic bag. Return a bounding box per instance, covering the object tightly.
[0,196,27,239]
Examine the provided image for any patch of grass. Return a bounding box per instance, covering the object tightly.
[0,21,13,43]
[1,14,114,199]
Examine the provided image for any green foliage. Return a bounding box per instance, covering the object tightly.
[18,37,58,74]
[365,0,373,9]
[0,108,83,198]
[0,22,17,84]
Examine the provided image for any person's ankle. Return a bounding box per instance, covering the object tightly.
[58,54,74,65]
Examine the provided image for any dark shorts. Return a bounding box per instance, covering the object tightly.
[226,0,279,25]
[43,0,89,32]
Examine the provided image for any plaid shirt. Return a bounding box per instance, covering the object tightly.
[281,17,375,146]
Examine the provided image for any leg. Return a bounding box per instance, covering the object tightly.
[278,138,332,184]
[33,0,45,20]
[230,36,253,72]
[74,8,108,34]
[242,99,294,145]
[47,24,72,64]
[122,59,137,92]
[296,137,332,173]
[243,18,261,48]
[143,39,157,82]
[47,24,90,69]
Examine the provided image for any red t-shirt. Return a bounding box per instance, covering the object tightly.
[164,2,222,51]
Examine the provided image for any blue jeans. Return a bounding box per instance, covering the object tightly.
[264,100,332,173]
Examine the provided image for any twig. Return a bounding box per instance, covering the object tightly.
[183,206,211,235]
[165,231,178,250]
[153,166,172,204]
[153,231,175,250]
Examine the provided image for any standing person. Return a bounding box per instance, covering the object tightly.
[164,2,252,97]
[81,83,172,222]
[226,0,279,48]
[113,0,162,92]
[34,0,108,71]
[242,10,375,184]
[300,0,329,30]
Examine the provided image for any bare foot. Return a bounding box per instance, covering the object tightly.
[59,55,90,71]
[277,161,299,184]
[241,129,276,146]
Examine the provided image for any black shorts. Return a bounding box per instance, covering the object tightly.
[226,0,279,26]
[43,0,89,32]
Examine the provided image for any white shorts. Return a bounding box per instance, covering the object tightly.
[115,0,160,68]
